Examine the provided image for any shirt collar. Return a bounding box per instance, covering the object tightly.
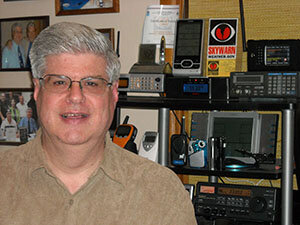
[96,133,126,187]
[27,129,46,174]
[27,131,126,187]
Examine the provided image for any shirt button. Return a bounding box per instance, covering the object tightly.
[69,199,74,205]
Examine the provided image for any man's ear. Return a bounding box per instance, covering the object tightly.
[111,81,119,103]
[32,78,40,101]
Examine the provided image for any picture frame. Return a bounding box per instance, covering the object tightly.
[0,88,38,146]
[55,0,120,16]
[97,28,115,49]
[0,16,49,71]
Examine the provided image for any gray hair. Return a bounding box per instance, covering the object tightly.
[29,22,120,82]
[11,22,22,38]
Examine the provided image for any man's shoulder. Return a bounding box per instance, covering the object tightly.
[2,46,11,55]
[0,144,31,176]
[109,143,180,186]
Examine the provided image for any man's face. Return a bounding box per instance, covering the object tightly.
[19,96,24,104]
[33,53,119,146]
[0,94,5,102]
[13,26,23,44]
[27,109,32,118]
[7,113,12,122]
[27,26,36,42]
[11,99,16,107]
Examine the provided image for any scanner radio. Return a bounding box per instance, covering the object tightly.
[230,71,300,98]
[194,182,280,223]
[118,73,165,93]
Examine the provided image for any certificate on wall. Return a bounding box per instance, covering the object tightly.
[142,5,179,48]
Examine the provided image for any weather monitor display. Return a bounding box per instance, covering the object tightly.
[176,22,202,57]
[265,46,290,66]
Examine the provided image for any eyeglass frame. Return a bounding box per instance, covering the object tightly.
[38,74,113,94]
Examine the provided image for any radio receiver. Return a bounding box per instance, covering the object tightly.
[247,40,300,72]
[230,71,300,98]
[118,73,165,93]
[194,182,280,223]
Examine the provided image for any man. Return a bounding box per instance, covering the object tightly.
[18,107,37,134]
[0,110,18,139]
[0,92,8,124]
[16,95,28,119]
[2,22,25,68]
[0,22,197,224]
[27,93,38,122]
[8,98,20,124]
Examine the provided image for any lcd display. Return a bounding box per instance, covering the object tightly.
[176,21,202,57]
[144,135,156,142]
[183,83,208,93]
[119,78,129,88]
[265,46,290,66]
[115,126,131,136]
[213,117,253,157]
[218,187,251,197]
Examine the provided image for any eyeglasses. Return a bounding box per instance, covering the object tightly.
[39,74,112,95]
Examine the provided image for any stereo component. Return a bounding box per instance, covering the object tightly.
[230,71,300,98]
[194,182,280,223]
[165,76,229,100]
[118,73,165,93]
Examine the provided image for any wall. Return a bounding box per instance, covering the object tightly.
[189,0,300,75]
[0,0,160,150]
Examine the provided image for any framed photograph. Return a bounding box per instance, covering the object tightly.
[0,88,38,145]
[55,0,120,16]
[97,28,115,49]
[0,16,49,71]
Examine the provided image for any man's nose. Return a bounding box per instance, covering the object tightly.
[67,81,85,103]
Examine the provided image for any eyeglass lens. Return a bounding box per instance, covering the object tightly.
[42,75,111,94]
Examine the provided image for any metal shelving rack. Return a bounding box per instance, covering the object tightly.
[117,96,296,225]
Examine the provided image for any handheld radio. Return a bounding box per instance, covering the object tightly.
[112,116,138,154]
[171,116,188,166]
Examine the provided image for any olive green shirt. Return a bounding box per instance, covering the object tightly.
[0,131,197,225]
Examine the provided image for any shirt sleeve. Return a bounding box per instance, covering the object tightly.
[2,47,9,68]
[159,170,197,225]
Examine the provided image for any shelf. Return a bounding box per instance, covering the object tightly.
[117,95,297,111]
[168,164,282,180]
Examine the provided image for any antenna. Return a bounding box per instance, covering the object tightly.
[239,0,247,52]
[122,115,129,124]
[181,116,186,135]
[116,31,120,57]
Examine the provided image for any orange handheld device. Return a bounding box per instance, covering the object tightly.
[112,116,138,153]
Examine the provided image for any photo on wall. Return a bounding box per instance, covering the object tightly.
[0,89,38,145]
[0,16,49,71]
[55,0,119,16]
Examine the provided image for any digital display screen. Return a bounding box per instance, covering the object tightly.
[200,185,215,194]
[119,78,129,88]
[144,135,156,143]
[183,83,208,93]
[115,125,131,136]
[213,118,253,157]
[265,45,290,66]
[218,187,251,197]
[235,75,263,84]
[176,21,202,57]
